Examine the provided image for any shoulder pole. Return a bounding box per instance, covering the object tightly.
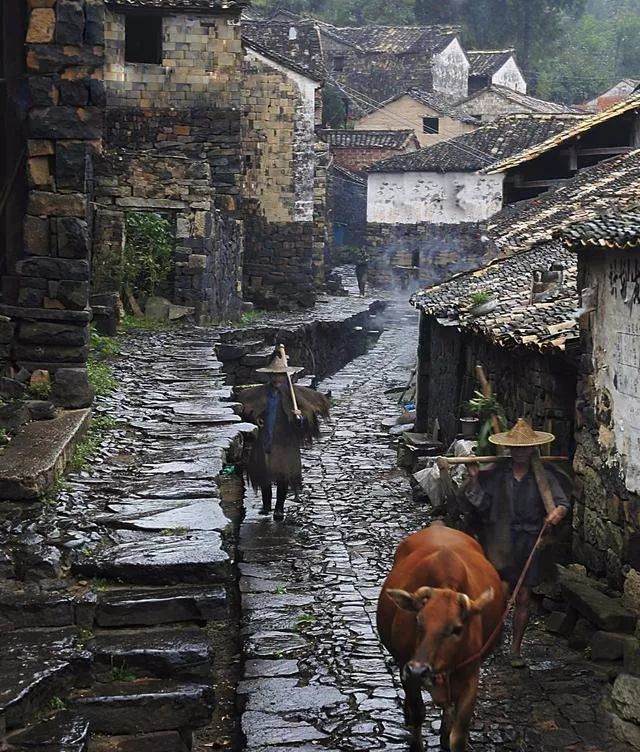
[278,344,302,418]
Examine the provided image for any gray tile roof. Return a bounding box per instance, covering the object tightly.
[242,20,324,80]
[105,0,247,10]
[322,24,460,54]
[402,89,480,125]
[467,50,515,77]
[410,149,640,350]
[318,129,415,149]
[563,207,640,249]
[368,113,584,173]
[411,240,578,352]
[455,85,584,117]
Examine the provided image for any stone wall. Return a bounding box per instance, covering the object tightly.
[0,0,105,406]
[366,221,496,290]
[415,314,577,455]
[572,247,640,750]
[94,149,243,322]
[331,147,410,175]
[241,50,324,307]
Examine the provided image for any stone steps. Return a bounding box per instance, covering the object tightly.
[0,628,91,731]
[88,730,191,752]
[89,626,214,681]
[69,680,215,735]
[5,710,89,752]
[94,585,227,628]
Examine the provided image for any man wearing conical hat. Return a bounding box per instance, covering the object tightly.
[238,346,330,520]
[462,418,570,668]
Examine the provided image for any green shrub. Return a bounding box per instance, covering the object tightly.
[124,212,174,301]
[469,290,493,307]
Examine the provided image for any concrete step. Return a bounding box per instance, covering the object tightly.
[94,585,227,628]
[6,711,89,751]
[70,680,215,735]
[89,626,213,680]
[215,340,265,361]
[0,628,91,730]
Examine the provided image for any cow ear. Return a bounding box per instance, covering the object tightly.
[387,589,418,612]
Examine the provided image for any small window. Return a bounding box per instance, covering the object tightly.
[333,55,345,72]
[125,14,162,64]
[288,25,298,40]
[422,116,439,134]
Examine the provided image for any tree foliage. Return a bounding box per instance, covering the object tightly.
[124,212,174,301]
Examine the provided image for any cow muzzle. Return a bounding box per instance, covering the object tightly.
[402,661,436,686]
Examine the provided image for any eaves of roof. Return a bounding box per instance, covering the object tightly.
[484,93,640,174]
[244,38,325,82]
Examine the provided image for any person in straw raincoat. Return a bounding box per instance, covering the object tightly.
[462,418,570,667]
[238,346,330,520]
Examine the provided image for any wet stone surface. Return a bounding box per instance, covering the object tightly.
[237,302,634,752]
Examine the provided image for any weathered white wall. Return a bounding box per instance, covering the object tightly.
[453,90,536,122]
[589,251,640,494]
[432,39,469,100]
[367,171,504,224]
[492,58,527,93]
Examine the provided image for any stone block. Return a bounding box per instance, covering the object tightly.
[59,79,89,106]
[55,141,89,189]
[27,75,59,107]
[17,257,89,281]
[28,156,52,187]
[24,215,50,256]
[57,217,90,258]
[51,367,94,407]
[29,106,102,140]
[613,674,640,724]
[56,0,84,45]
[28,191,85,217]
[28,139,55,157]
[544,608,578,636]
[625,639,640,677]
[14,341,89,365]
[26,8,56,43]
[48,280,90,310]
[589,630,637,661]
[85,0,105,45]
[19,321,88,347]
[89,78,106,107]
[568,617,595,650]
[611,714,640,750]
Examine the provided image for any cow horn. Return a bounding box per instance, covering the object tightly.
[415,586,433,601]
[458,592,471,613]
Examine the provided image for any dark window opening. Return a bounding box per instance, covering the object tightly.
[125,14,162,64]
[332,55,345,72]
[411,249,420,268]
[422,116,439,134]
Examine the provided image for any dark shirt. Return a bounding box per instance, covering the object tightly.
[263,385,281,452]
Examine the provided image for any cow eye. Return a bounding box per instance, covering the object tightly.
[449,625,463,637]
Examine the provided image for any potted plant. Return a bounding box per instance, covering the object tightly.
[468,290,497,317]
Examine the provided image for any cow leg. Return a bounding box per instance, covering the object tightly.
[448,675,479,752]
[439,705,454,750]
[401,676,425,752]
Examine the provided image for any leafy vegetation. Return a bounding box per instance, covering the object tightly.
[27,380,51,400]
[87,358,118,397]
[111,661,136,682]
[124,212,174,302]
[466,390,508,455]
[469,290,493,307]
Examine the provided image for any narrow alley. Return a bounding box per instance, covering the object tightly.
[235,301,633,752]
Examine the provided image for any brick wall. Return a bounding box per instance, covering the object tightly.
[331,147,405,174]
[0,0,106,406]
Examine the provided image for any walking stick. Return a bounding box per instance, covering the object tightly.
[278,344,302,420]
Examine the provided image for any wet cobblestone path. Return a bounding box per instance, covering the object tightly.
[237,302,633,752]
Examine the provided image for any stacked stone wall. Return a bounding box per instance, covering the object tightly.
[366,222,495,290]
[328,168,367,255]
[94,150,243,322]
[331,147,404,175]
[0,0,105,405]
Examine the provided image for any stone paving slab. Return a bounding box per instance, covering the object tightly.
[236,302,635,752]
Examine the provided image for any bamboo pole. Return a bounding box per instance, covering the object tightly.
[437,455,568,466]
[278,344,301,418]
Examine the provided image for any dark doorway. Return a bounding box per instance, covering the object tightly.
[125,14,163,65]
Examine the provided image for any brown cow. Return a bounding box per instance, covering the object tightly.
[377,524,504,752]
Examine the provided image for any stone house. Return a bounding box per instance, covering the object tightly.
[329,165,367,252]
[467,50,526,94]
[241,20,328,309]
[318,129,419,175]
[562,208,640,750]
[0,0,105,407]
[354,89,479,148]
[320,24,470,113]
[585,78,640,112]
[94,0,248,324]
[453,84,583,123]
[365,114,583,287]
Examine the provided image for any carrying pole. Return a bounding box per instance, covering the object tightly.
[278,344,301,417]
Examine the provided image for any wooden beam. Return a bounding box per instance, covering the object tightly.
[515,178,568,189]
[577,146,634,157]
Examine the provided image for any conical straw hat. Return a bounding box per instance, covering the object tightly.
[256,349,298,374]
[488,418,555,447]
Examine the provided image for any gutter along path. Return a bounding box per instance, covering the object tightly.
[235,301,633,752]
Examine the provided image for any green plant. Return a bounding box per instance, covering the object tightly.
[50,696,66,711]
[274,585,288,594]
[120,314,175,332]
[87,358,119,397]
[90,326,120,358]
[466,390,507,455]
[294,614,317,631]
[28,380,51,400]
[111,660,136,682]
[160,526,191,536]
[124,212,174,301]
[469,290,494,307]
[0,428,9,445]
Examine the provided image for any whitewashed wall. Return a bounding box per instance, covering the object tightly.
[367,171,504,224]
[589,250,640,494]
[492,57,527,93]
[432,39,469,100]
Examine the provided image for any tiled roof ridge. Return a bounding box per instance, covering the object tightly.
[105,0,248,8]
[562,205,640,249]
[485,92,640,173]
[243,37,325,81]
[318,129,416,148]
